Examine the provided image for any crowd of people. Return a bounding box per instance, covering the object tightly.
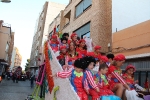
[49,32,146,100]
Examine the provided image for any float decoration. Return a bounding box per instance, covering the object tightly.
[44,41,54,93]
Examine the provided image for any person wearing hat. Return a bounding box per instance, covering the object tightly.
[76,39,87,57]
[99,56,109,65]
[106,54,130,100]
[49,35,59,52]
[87,45,101,72]
[87,45,101,61]
[57,46,67,67]
[83,56,100,100]
[53,58,89,100]
[122,65,138,90]
[70,33,79,46]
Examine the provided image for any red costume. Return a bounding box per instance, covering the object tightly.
[106,54,126,90]
[76,39,87,57]
[49,35,59,52]
[122,73,135,89]
[70,33,79,46]
[87,46,101,61]
[57,46,67,67]
[94,72,114,96]
[83,56,100,100]
[76,48,87,57]
[57,70,88,100]
[123,65,136,89]
[67,52,82,65]
[85,69,100,100]
[100,56,108,63]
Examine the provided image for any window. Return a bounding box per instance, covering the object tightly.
[75,0,92,18]
[74,22,90,39]
[5,43,9,52]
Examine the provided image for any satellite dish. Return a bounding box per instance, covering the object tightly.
[1,0,11,3]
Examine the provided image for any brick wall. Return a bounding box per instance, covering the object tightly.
[60,0,112,52]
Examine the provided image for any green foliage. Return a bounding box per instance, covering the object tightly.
[25,59,30,71]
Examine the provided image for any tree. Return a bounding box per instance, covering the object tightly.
[25,59,30,71]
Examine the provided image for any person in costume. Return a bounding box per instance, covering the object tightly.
[49,35,59,52]
[84,56,100,100]
[94,63,114,97]
[87,45,101,62]
[62,32,69,40]
[67,41,82,65]
[87,45,101,72]
[106,54,130,100]
[57,46,67,67]
[106,53,114,67]
[99,56,109,65]
[122,65,138,90]
[70,33,79,46]
[76,39,87,57]
[54,58,89,100]
[60,37,68,47]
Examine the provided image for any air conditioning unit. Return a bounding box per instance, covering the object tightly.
[1,0,11,3]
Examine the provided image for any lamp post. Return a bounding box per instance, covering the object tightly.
[1,0,11,3]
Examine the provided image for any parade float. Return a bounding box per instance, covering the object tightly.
[27,40,79,100]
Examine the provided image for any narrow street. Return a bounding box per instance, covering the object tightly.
[0,79,34,100]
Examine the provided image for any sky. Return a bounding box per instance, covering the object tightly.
[112,0,150,32]
[0,0,150,70]
[0,0,69,70]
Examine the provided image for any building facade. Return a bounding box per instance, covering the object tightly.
[112,20,150,86]
[48,0,112,53]
[14,47,22,67]
[10,47,16,71]
[0,20,14,74]
[29,1,66,74]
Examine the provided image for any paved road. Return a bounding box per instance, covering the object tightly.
[0,79,34,100]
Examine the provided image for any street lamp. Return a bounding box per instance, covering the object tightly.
[1,0,11,3]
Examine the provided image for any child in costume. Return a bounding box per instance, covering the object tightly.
[60,37,68,47]
[106,54,130,99]
[84,56,100,100]
[94,63,114,97]
[99,56,109,65]
[76,39,87,57]
[49,35,59,52]
[54,58,89,100]
[87,45,101,61]
[123,65,145,91]
[87,46,101,72]
[57,46,67,67]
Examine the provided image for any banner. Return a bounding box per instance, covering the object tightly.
[45,42,79,100]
